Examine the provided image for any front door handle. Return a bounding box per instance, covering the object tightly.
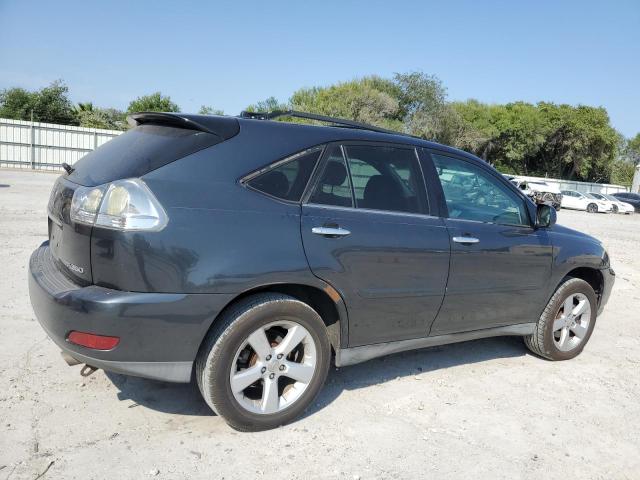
[312,226,351,237]
[452,236,480,244]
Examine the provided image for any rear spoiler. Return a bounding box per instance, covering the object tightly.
[128,112,240,140]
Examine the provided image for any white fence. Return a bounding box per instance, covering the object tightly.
[0,117,122,171]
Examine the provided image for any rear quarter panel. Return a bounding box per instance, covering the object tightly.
[90,122,336,295]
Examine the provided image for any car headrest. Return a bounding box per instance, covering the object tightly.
[363,175,406,211]
[321,161,347,186]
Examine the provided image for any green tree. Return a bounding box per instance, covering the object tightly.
[127,92,179,114]
[537,104,618,181]
[0,80,77,124]
[77,107,126,130]
[0,87,33,120]
[290,78,402,130]
[624,133,640,165]
[453,99,619,181]
[245,96,290,113]
[610,160,636,187]
[198,105,224,115]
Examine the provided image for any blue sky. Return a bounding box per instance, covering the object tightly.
[1,0,638,137]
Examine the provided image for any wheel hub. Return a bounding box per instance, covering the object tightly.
[265,358,281,374]
[552,292,591,352]
[229,320,317,415]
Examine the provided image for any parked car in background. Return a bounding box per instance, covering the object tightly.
[611,192,640,213]
[29,111,615,431]
[508,177,562,210]
[561,190,612,213]
[588,192,634,214]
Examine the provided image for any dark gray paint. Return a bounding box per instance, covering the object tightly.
[29,116,615,382]
[301,204,450,346]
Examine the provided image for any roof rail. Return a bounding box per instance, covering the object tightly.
[239,110,409,137]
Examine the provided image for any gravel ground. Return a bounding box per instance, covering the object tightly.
[1,169,639,480]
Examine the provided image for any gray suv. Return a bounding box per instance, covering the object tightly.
[29,111,615,431]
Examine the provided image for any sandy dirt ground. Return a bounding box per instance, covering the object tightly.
[1,169,639,480]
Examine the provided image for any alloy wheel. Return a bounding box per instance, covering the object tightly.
[229,320,317,415]
[552,293,591,352]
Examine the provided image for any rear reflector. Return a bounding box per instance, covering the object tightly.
[67,331,120,350]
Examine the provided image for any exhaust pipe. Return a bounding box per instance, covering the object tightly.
[60,351,99,377]
[61,351,81,366]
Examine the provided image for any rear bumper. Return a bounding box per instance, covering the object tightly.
[598,267,615,315]
[28,242,233,382]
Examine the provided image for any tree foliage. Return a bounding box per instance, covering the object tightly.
[0,75,635,185]
[290,78,403,131]
[454,101,619,182]
[126,92,179,114]
[622,133,640,165]
[77,107,126,130]
[241,73,626,183]
[198,105,224,115]
[0,80,77,124]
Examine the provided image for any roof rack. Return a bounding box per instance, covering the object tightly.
[239,109,408,136]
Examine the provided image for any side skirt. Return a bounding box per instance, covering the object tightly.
[334,323,536,367]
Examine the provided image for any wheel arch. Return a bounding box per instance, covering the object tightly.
[200,282,348,356]
[561,267,604,306]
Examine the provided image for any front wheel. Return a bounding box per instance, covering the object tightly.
[612,204,618,214]
[524,278,597,360]
[196,293,331,431]
[587,203,598,213]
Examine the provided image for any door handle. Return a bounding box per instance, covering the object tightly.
[452,236,480,244]
[312,226,351,237]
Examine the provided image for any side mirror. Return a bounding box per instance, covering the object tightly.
[536,203,556,228]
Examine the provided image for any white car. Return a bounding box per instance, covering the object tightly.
[560,190,612,213]
[589,192,634,214]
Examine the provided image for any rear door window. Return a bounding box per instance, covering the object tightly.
[247,147,322,202]
[343,145,427,214]
[308,146,354,207]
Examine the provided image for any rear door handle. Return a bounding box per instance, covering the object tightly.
[452,236,480,244]
[312,226,351,237]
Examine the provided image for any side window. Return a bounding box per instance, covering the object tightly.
[432,153,530,226]
[308,146,353,207]
[344,145,426,214]
[247,148,322,202]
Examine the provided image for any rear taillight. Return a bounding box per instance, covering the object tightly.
[67,331,120,350]
[70,178,168,231]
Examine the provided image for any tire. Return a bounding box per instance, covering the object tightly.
[587,203,598,213]
[524,278,597,360]
[195,293,331,431]
[612,205,618,214]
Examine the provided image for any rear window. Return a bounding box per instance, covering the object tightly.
[68,124,223,186]
[246,147,322,202]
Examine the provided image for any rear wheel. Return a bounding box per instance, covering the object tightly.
[196,293,331,431]
[524,278,597,360]
[587,203,598,213]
